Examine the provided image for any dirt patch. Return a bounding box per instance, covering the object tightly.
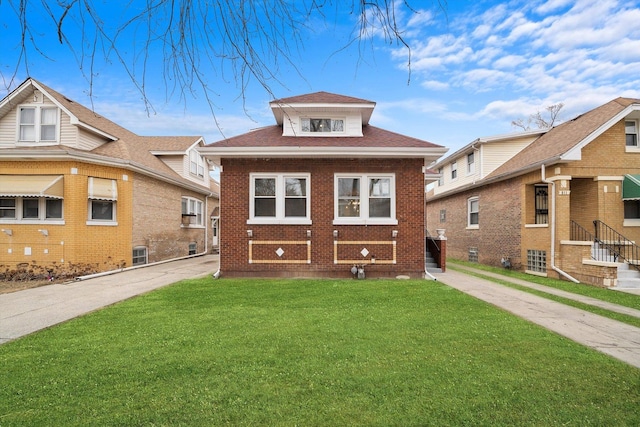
[0,279,61,295]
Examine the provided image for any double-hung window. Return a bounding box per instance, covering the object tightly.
[19,106,58,143]
[249,173,311,224]
[437,167,444,186]
[334,174,396,225]
[451,162,457,180]
[88,177,117,224]
[468,197,479,228]
[182,197,204,226]
[626,120,638,148]
[467,152,475,175]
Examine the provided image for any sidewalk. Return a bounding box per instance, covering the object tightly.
[0,254,219,344]
[434,268,640,369]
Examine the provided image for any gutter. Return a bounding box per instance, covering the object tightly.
[541,164,580,283]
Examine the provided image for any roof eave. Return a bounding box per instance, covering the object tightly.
[197,146,448,166]
[0,149,215,197]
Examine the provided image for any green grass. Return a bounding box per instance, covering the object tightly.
[1,278,639,426]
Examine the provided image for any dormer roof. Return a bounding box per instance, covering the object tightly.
[270,91,376,125]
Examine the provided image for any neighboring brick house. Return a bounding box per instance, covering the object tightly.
[0,78,218,277]
[198,92,447,278]
[426,97,640,287]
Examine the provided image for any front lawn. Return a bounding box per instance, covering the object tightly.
[1,278,638,426]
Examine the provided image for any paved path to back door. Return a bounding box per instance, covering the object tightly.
[0,254,219,344]
[435,269,640,369]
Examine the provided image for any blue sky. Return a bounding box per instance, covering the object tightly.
[2,0,640,157]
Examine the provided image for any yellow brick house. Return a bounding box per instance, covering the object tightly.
[0,78,218,279]
[427,97,640,288]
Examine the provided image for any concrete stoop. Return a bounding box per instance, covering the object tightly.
[614,262,640,289]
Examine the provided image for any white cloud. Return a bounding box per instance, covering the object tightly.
[421,80,449,91]
[391,0,639,132]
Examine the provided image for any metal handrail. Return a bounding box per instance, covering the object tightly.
[426,230,440,253]
[593,220,640,271]
[570,220,595,243]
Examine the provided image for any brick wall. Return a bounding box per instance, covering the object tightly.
[0,161,132,271]
[219,158,426,278]
[132,173,210,263]
[426,177,522,268]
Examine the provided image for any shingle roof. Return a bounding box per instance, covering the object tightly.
[272,91,374,105]
[487,97,640,180]
[31,79,205,180]
[208,124,441,149]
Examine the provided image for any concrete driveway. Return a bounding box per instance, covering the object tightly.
[0,254,219,344]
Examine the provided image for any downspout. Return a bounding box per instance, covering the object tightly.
[541,164,580,283]
[423,162,437,281]
[212,173,222,279]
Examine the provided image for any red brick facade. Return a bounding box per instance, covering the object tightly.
[220,158,427,278]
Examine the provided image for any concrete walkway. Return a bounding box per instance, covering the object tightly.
[0,254,219,344]
[434,268,640,369]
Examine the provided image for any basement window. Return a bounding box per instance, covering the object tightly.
[527,250,547,273]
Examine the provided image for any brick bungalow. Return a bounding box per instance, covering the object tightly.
[426,97,640,288]
[0,78,219,277]
[198,92,448,278]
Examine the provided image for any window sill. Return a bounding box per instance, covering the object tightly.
[86,220,118,226]
[332,218,398,226]
[624,219,640,227]
[247,218,312,226]
[181,224,205,229]
[625,147,640,153]
[466,225,479,230]
[524,223,549,228]
[525,270,548,277]
[0,220,65,225]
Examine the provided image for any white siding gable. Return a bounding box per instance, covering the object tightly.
[433,134,539,196]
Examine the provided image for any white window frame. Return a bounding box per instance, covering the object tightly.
[182,196,204,227]
[333,173,397,225]
[467,196,479,229]
[189,150,205,178]
[451,162,458,180]
[300,117,345,134]
[437,167,444,186]
[626,120,639,152]
[0,197,64,224]
[248,173,311,225]
[18,105,59,144]
[132,246,148,266]
[88,199,116,224]
[467,152,475,175]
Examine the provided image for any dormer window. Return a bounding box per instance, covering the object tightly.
[19,106,58,143]
[301,118,344,133]
[189,150,205,178]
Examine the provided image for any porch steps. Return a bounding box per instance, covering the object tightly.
[426,249,442,274]
[591,242,618,262]
[614,263,640,289]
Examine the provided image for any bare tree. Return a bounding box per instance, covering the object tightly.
[3,0,446,121]
[512,103,565,131]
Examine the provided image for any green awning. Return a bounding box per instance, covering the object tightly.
[622,174,640,201]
